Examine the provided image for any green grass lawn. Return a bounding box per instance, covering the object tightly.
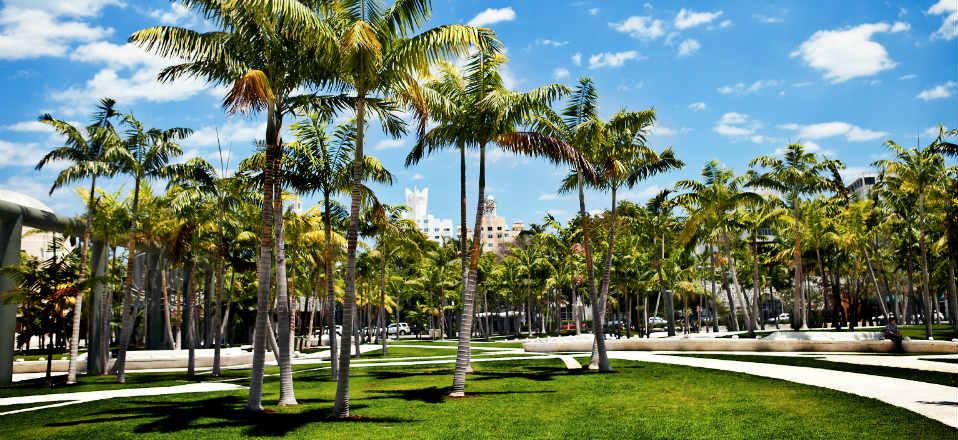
[674,354,958,387]
[1,358,954,439]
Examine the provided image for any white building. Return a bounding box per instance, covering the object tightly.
[458,196,525,255]
[403,187,454,243]
[847,173,878,200]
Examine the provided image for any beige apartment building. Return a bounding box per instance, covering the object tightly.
[458,196,524,255]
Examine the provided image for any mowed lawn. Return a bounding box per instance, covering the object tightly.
[1,358,955,439]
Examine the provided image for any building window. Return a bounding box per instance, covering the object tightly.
[497,234,502,238]
[487,234,493,239]
[497,226,502,231]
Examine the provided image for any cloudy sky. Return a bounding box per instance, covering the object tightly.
[0,0,955,227]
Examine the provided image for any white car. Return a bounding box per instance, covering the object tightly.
[767,313,790,323]
[387,322,411,336]
[648,316,667,325]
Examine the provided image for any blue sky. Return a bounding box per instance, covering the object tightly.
[0,0,955,229]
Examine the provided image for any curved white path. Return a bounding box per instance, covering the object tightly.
[606,351,958,429]
[0,382,244,416]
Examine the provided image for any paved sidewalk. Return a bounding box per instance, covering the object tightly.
[0,382,244,416]
[606,351,958,428]
[659,351,958,374]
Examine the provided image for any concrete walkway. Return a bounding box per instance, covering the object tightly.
[0,382,245,416]
[661,351,958,374]
[606,351,958,428]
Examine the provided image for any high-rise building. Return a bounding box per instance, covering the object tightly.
[403,187,454,243]
[458,196,525,255]
[848,173,878,200]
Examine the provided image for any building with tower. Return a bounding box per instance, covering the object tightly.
[403,187,454,243]
[458,196,525,255]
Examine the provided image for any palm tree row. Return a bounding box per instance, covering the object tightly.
[17,0,955,420]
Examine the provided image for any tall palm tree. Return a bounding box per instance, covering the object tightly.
[749,143,841,330]
[109,114,191,383]
[328,1,495,416]
[288,112,391,378]
[533,78,606,368]
[875,140,947,338]
[131,0,339,412]
[677,162,760,331]
[593,118,682,344]
[35,98,121,384]
[442,50,584,395]
[366,204,419,354]
[642,190,682,336]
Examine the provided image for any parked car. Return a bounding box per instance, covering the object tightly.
[317,325,342,336]
[386,322,411,336]
[766,313,790,323]
[648,316,667,325]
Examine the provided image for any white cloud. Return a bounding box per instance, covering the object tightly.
[753,14,784,24]
[610,16,665,40]
[588,8,599,16]
[688,102,707,111]
[553,67,570,80]
[0,139,44,166]
[916,81,957,100]
[890,21,911,32]
[791,81,814,87]
[467,7,515,27]
[791,22,901,83]
[50,41,210,114]
[718,19,733,29]
[411,173,424,181]
[621,184,663,202]
[674,9,723,30]
[5,120,55,132]
[588,51,642,69]
[536,39,568,47]
[677,38,700,57]
[928,0,958,40]
[714,112,760,137]
[780,121,888,142]
[571,52,582,66]
[538,192,561,201]
[150,2,191,24]
[187,119,266,148]
[717,80,782,95]
[4,0,123,17]
[0,7,113,59]
[899,74,917,80]
[373,138,405,150]
[924,125,950,137]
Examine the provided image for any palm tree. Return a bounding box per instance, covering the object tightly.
[875,140,948,338]
[328,1,495,415]
[131,0,339,412]
[533,78,606,368]
[749,143,841,330]
[288,112,390,378]
[109,114,191,383]
[642,190,682,336]
[591,110,683,350]
[35,98,121,384]
[366,204,419,354]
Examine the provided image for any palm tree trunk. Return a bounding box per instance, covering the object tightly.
[247,108,278,412]
[752,237,763,332]
[160,257,174,348]
[724,240,753,333]
[918,195,933,339]
[791,199,805,330]
[459,141,469,293]
[451,142,487,396]
[273,175,297,406]
[947,258,957,336]
[379,251,387,356]
[186,265,197,376]
[67,176,97,384]
[587,180,612,372]
[334,95,367,418]
[659,237,676,337]
[322,191,339,379]
[115,176,141,383]
[707,243,720,332]
[212,259,225,377]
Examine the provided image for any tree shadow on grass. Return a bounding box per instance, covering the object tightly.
[44,395,411,437]
[363,386,557,404]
